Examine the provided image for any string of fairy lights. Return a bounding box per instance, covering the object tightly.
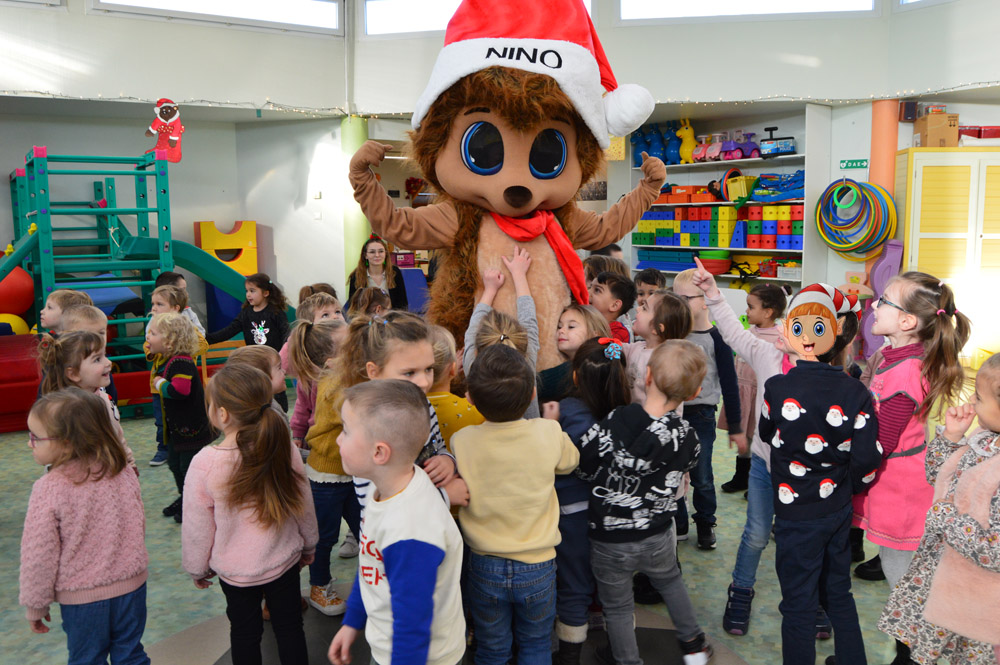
[2,79,1000,119]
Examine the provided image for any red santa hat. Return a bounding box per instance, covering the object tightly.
[789,283,858,321]
[828,405,844,417]
[783,398,804,410]
[411,0,654,149]
[155,98,176,108]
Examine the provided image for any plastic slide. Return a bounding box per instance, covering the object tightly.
[120,237,295,320]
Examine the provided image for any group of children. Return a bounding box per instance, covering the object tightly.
[17,246,1000,665]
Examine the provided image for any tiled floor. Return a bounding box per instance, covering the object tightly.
[2,393,899,664]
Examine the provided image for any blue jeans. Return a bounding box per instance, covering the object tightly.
[731,454,774,589]
[466,553,556,665]
[152,395,165,453]
[590,529,701,665]
[61,583,150,665]
[554,509,594,629]
[774,503,866,665]
[308,479,361,587]
[685,404,718,526]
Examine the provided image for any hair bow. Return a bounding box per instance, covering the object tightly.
[598,337,623,360]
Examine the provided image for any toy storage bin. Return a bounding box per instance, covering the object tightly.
[726,176,757,200]
[777,266,802,280]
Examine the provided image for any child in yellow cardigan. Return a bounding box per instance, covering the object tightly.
[427,325,483,454]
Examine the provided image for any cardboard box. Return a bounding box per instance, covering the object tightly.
[913,114,959,148]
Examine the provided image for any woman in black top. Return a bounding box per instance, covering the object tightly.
[346,236,408,311]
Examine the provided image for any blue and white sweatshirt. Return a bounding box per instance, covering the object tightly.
[342,466,465,665]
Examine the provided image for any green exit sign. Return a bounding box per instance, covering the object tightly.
[840,159,869,169]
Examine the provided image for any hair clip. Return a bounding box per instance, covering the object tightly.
[938,281,944,287]
[259,403,271,416]
[936,309,945,316]
[498,333,508,342]
[601,339,623,360]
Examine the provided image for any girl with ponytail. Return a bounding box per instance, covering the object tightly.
[182,363,317,665]
[854,270,971,665]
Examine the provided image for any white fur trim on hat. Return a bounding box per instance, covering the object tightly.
[412,38,651,148]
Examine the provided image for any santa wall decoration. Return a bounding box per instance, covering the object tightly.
[348,0,665,369]
[145,98,184,163]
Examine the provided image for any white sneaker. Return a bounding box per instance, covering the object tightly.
[338,531,359,559]
[682,643,713,665]
[307,581,347,616]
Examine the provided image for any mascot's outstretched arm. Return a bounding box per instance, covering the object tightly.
[568,151,666,250]
[349,140,459,249]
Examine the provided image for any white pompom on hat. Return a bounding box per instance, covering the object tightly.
[410,0,654,149]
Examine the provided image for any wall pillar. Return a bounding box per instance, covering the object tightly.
[341,115,369,284]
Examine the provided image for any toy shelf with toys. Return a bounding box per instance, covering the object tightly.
[625,103,834,290]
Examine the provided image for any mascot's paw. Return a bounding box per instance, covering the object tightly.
[350,140,395,173]
[639,151,667,188]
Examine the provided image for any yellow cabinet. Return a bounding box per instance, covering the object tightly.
[895,147,1000,352]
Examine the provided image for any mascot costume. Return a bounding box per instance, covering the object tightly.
[349,0,666,370]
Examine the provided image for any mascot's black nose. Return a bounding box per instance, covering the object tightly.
[503,186,533,209]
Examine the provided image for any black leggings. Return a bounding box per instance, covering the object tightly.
[219,564,307,665]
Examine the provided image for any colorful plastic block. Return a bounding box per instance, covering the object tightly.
[777,205,791,221]
[699,233,710,247]
[776,234,792,250]
[194,220,258,276]
[709,233,719,247]
[717,219,734,234]
[674,208,686,221]
[791,235,804,250]
[747,234,762,249]
[737,206,750,220]
[680,234,691,247]
[763,206,778,221]
[710,207,719,222]
[699,220,711,234]
[777,219,793,235]
[762,220,778,235]
[790,204,804,220]
[747,220,763,234]
[792,220,804,235]
[761,234,777,249]
[701,207,713,221]
[748,206,763,221]
[717,206,736,221]
[709,219,719,233]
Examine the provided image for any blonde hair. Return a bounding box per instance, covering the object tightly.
[672,268,697,291]
[30,387,127,481]
[149,312,200,357]
[48,289,93,310]
[37,331,105,394]
[227,345,280,377]
[152,285,188,311]
[429,325,457,387]
[288,319,345,390]
[60,305,107,333]
[893,271,972,418]
[205,364,304,528]
[343,380,430,463]
[336,311,430,389]
[474,310,528,356]
[297,292,341,322]
[648,340,707,402]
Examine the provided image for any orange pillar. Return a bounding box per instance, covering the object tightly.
[867,100,899,271]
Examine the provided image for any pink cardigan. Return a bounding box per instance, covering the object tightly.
[182,440,318,587]
[19,461,148,620]
[289,379,318,440]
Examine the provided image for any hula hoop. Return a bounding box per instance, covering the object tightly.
[815,178,896,261]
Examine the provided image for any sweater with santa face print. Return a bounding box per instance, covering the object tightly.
[757,361,882,521]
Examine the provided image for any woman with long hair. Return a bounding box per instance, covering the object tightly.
[347,236,408,311]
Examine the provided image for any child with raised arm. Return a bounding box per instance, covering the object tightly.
[328,380,465,665]
[672,268,743,551]
[577,340,713,665]
[454,344,579,665]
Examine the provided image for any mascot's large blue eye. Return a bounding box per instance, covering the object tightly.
[791,322,803,336]
[529,129,567,179]
[814,321,826,337]
[461,122,503,176]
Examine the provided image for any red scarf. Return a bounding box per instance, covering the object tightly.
[489,210,589,305]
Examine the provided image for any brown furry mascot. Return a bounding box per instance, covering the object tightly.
[349,0,665,370]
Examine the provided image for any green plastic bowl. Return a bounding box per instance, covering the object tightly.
[699,250,731,259]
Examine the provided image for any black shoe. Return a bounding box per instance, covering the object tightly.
[633,573,661,605]
[850,527,866,562]
[825,658,836,665]
[721,457,751,493]
[162,497,182,517]
[554,640,583,665]
[173,504,183,523]
[854,554,885,581]
[675,517,689,541]
[891,639,916,664]
[743,490,748,500]
[815,608,832,640]
[696,521,716,550]
[593,644,614,665]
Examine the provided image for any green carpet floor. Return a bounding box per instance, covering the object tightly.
[1,391,900,664]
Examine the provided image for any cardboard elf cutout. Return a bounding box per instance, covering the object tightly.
[349,0,665,369]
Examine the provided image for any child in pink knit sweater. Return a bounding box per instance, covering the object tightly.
[182,363,318,665]
[20,388,149,664]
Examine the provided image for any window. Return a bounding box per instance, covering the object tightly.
[893,0,957,11]
[5,0,64,5]
[619,0,876,22]
[89,0,342,35]
[365,0,591,36]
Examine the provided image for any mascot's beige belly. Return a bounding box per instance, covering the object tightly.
[477,216,570,371]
